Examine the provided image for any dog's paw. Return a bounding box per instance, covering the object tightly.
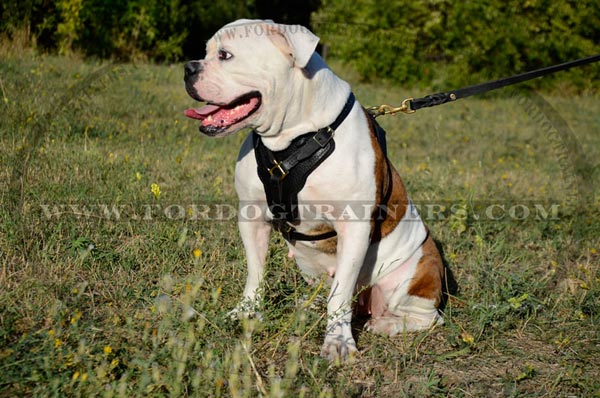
[227,299,263,322]
[319,334,358,363]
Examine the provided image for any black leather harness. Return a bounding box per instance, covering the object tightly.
[253,93,355,241]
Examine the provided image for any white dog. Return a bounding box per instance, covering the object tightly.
[184,19,444,362]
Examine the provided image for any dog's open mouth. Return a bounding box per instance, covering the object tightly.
[184,91,261,134]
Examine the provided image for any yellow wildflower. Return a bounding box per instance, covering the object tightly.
[70,309,82,324]
[461,331,475,345]
[151,183,161,199]
[103,345,112,355]
[193,248,202,259]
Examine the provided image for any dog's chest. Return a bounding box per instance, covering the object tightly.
[286,230,338,280]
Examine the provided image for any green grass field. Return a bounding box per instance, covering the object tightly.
[1,46,599,397]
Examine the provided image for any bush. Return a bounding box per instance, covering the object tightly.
[312,0,600,89]
[0,0,258,62]
[1,0,598,89]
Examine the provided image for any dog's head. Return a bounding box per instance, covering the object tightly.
[184,19,320,137]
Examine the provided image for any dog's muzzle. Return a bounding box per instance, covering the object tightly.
[184,61,204,101]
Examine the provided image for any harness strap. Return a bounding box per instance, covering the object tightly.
[263,125,336,183]
[271,220,338,242]
[253,92,356,241]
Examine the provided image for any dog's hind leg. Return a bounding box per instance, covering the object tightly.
[366,234,444,335]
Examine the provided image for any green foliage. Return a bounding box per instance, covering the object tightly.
[1,0,257,61]
[313,0,445,85]
[75,0,241,62]
[56,0,83,55]
[313,0,600,89]
[2,0,598,89]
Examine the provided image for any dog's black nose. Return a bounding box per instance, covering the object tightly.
[184,61,203,79]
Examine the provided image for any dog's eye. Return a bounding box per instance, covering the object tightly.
[218,50,233,61]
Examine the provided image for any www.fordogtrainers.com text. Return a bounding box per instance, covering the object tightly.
[38,201,561,223]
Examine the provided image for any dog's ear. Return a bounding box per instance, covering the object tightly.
[267,23,320,69]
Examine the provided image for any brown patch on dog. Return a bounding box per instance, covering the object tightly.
[407,233,444,304]
[309,224,338,254]
[364,110,409,242]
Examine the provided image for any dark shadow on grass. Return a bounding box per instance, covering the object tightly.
[435,238,459,313]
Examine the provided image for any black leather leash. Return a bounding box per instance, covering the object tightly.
[369,53,600,116]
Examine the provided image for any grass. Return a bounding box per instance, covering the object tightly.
[1,45,599,397]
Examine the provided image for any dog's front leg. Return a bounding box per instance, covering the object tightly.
[320,221,371,362]
[229,217,272,319]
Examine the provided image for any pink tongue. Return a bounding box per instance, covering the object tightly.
[184,96,260,127]
[184,104,221,120]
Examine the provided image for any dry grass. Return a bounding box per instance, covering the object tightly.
[0,48,599,397]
